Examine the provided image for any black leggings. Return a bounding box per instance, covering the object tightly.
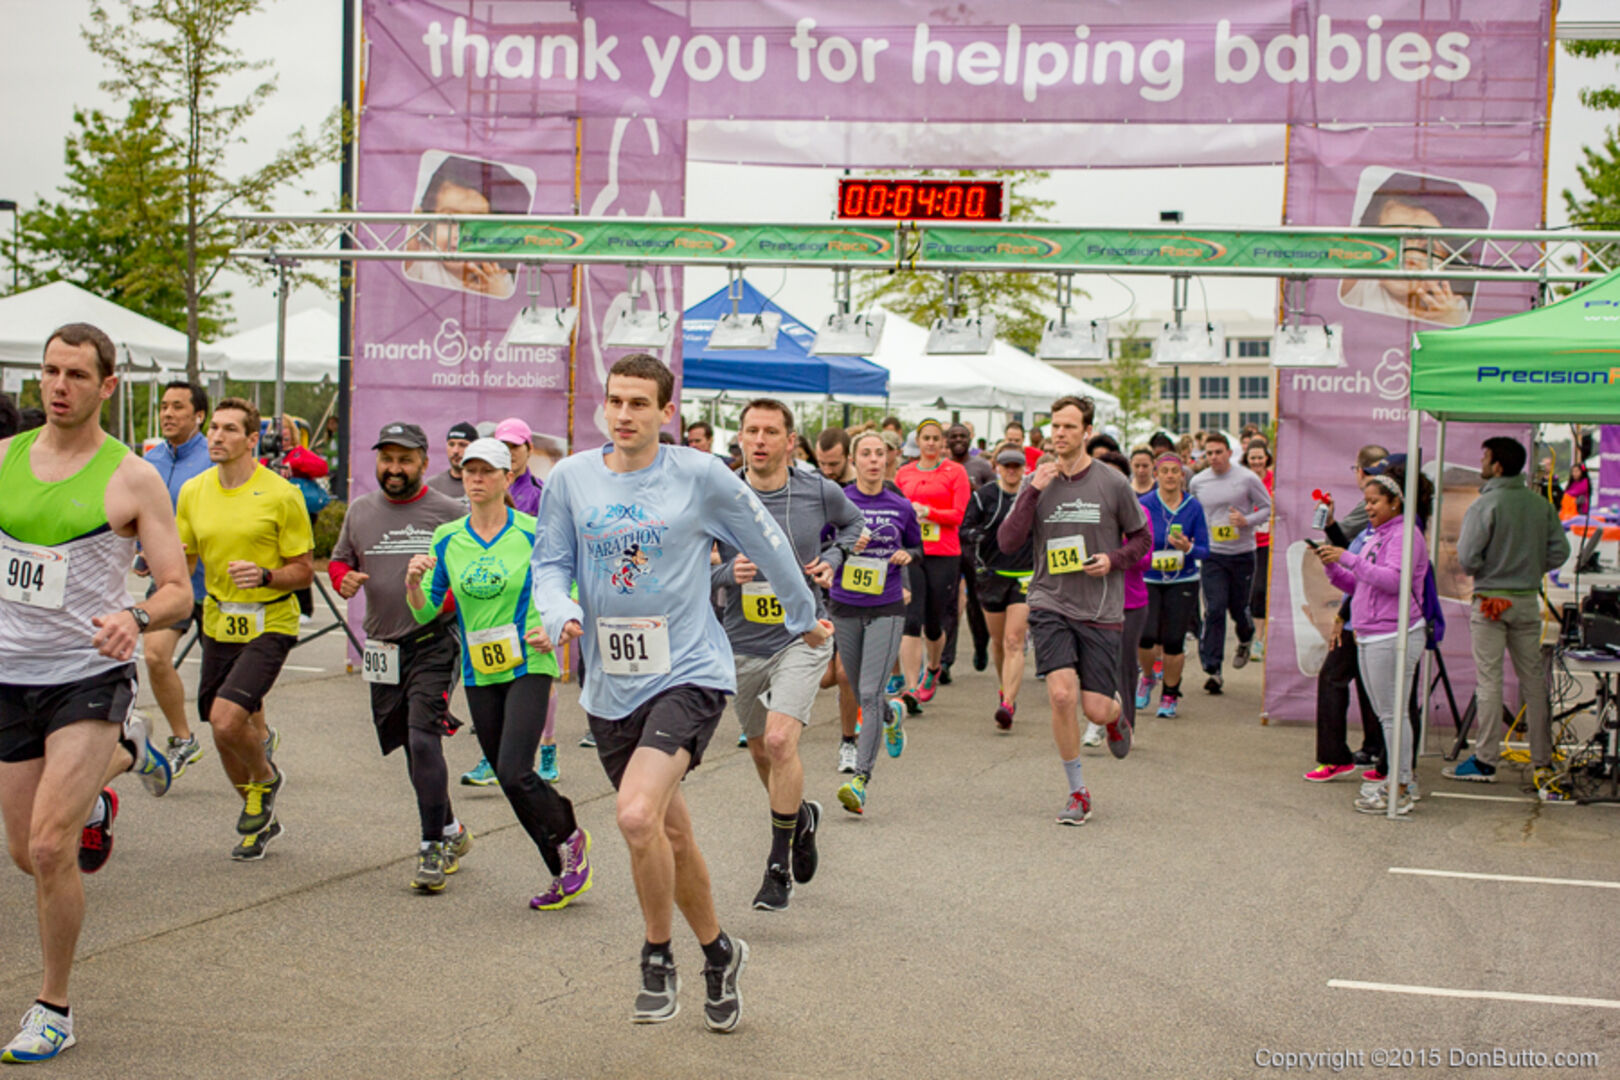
[464,673,576,876]
[905,554,960,641]
[1140,581,1200,655]
[402,729,453,843]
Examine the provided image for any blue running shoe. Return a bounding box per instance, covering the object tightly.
[2,1005,74,1063]
[538,744,559,782]
[1156,695,1179,719]
[885,673,904,696]
[837,774,867,815]
[461,757,497,786]
[1133,676,1154,711]
[1441,755,1497,783]
[884,700,906,758]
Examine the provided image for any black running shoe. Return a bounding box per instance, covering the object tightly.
[230,820,283,862]
[703,937,749,1033]
[78,789,117,874]
[632,957,679,1023]
[972,645,989,672]
[791,800,821,884]
[751,865,792,911]
[236,766,284,835]
[937,664,952,686]
[1203,673,1223,695]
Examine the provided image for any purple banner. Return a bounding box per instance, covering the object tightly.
[1596,427,1620,513]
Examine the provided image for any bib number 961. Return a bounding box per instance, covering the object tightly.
[597,616,672,676]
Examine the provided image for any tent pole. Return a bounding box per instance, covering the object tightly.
[1420,418,1448,755]
[1388,406,1422,819]
[273,260,290,451]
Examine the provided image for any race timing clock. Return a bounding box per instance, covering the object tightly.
[836,178,1006,222]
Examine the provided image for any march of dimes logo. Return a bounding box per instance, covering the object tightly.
[362,318,565,390]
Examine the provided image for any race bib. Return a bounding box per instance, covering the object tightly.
[597,616,672,676]
[361,640,400,685]
[1045,535,1088,575]
[741,581,786,624]
[1211,524,1239,543]
[217,601,265,644]
[920,520,941,544]
[0,541,67,610]
[1151,550,1185,573]
[467,625,523,676]
[840,556,887,596]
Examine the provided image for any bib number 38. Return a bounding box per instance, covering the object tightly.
[216,601,266,644]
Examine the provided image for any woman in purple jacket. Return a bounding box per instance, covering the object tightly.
[1313,465,1429,815]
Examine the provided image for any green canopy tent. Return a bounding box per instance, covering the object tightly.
[1365,270,1620,818]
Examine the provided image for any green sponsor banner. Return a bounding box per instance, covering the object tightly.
[459,219,1400,273]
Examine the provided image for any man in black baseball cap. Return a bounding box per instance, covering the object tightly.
[427,420,477,506]
[372,422,430,453]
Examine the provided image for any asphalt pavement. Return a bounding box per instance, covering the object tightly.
[2,611,1618,1079]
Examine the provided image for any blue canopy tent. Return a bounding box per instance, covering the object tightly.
[681,280,889,399]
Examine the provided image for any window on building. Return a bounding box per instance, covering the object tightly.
[1159,376,1189,400]
[1162,411,1189,435]
[1232,339,1271,358]
[1239,411,1271,431]
[1239,375,1270,400]
[1199,411,1230,432]
[1199,376,1229,399]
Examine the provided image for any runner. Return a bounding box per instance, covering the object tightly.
[894,418,970,712]
[495,417,543,515]
[0,323,190,1063]
[137,380,212,776]
[813,428,862,772]
[962,442,1034,730]
[997,396,1150,825]
[405,437,587,908]
[942,422,992,676]
[1129,447,1156,497]
[1187,432,1272,694]
[175,397,313,861]
[531,353,830,1032]
[1087,450,1151,746]
[1245,439,1275,661]
[1135,454,1210,719]
[832,432,923,814]
[714,399,862,908]
[330,422,472,892]
[426,420,477,507]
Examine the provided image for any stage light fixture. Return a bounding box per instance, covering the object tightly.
[503,305,578,347]
[810,310,886,356]
[1038,317,1108,362]
[604,308,674,349]
[926,313,997,355]
[1271,322,1345,368]
[1151,320,1225,365]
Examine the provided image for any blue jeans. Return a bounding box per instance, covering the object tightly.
[1199,552,1255,675]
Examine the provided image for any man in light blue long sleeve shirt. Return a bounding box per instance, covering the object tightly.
[529,355,830,1034]
[1188,432,1273,690]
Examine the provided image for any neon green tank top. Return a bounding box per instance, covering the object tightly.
[0,428,129,545]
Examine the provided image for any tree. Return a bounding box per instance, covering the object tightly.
[10,98,227,338]
[1561,42,1620,275]
[1100,320,1158,439]
[84,0,339,380]
[1565,41,1620,113]
[853,170,1069,354]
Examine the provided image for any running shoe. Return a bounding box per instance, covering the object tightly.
[1152,658,1163,680]
[79,788,117,874]
[1156,695,1179,719]
[1304,763,1356,783]
[1057,788,1091,826]
[230,819,283,861]
[751,865,793,911]
[1106,713,1132,759]
[900,688,922,717]
[579,731,597,749]
[633,956,680,1023]
[837,740,858,774]
[167,734,203,778]
[937,664,952,686]
[1233,641,1252,669]
[1252,638,1266,661]
[538,744,559,783]
[411,843,448,893]
[1203,673,1223,694]
[883,700,906,759]
[1362,769,1386,783]
[235,766,284,835]
[460,757,497,786]
[1134,675,1154,710]
[737,730,748,747]
[532,827,593,910]
[916,667,940,704]
[443,824,473,872]
[1441,756,1497,783]
[885,673,904,695]
[994,697,1015,731]
[1,1004,74,1064]
[703,936,749,1033]
[837,774,868,815]
[124,710,172,797]
[791,802,821,884]
[1081,722,1105,748]
[972,644,989,672]
[1354,788,1413,816]
[263,725,281,763]
[1352,748,1376,767]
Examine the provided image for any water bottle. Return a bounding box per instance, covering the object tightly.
[1311,489,1332,529]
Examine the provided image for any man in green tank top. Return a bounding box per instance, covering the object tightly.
[0,323,192,1064]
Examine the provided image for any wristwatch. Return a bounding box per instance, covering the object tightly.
[126,606,151,632]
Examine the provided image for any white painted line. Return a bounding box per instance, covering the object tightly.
[1429,791,1538,803]
[1389,867,1620,890]
[180,659,324,674]
[1329,980,1620,1010]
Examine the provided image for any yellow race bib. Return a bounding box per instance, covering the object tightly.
[741,582,786,624]
[1151,550,1185,573]
[1211,524,1239,543]
[216,601,265,644]
[1045,535,1087,575]
[467,625,523,675]
[840,556,887,595]
[920,520,941,544]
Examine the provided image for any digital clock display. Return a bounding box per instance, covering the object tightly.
[837,178,1005,222]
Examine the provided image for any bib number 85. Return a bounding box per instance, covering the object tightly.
[744,594,785,622]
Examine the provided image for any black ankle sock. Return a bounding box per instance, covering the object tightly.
[769,810,796,868]
[700,931,732,967]
[841,734,856,745]
[641,939,673,966]
[1162,682,1181,698]
[35,999,67,1019]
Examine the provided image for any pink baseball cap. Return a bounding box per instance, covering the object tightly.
[493,417,533,446]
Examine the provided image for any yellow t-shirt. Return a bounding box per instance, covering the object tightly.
[177,464,314,640]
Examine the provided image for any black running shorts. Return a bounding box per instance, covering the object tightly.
[975,570,1030,614]
[1029,609,1121,698]
[586,684,728,790]
[0,664,138,763]
[198,631,296,720]
[369,628,460,755]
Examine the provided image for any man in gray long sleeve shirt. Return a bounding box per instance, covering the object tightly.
[715,399,864,912]
[1187,432,1273,690]
[1444,437,1571,790]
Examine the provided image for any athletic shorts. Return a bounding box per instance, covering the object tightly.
[732,637,834,739]
[976,570,1031,614]
[1141,581,1201,655]
[197,631,296,721]
[145,580,203,637]
[587,684,729,790]
[368,628,460,755]
[0,664,138,763]
[1029,609,1121,698]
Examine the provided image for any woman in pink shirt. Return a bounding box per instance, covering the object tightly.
[894,419,971,711]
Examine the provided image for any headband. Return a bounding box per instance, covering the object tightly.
[914,418,944,435]
[1155,453,1183,467]
[1368,474,1403,499]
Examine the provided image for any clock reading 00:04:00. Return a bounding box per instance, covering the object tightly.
[836,178,1005,222]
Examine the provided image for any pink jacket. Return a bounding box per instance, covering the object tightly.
[1323,515,1426,638]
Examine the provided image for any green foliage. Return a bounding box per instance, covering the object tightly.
[1098,320,1157,440]
[312,500,346,560]
[1565,41,1620,112]
[1561,41,1620,273]
[852,170,1069,354]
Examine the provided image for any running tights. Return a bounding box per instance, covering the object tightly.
[464,673,576,876]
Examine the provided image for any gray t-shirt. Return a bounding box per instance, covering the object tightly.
[426,468,468,508]
[1188,464,1272,556]
[331,486,465,641]
[1019,463,1148,627]
[959,453,995,488]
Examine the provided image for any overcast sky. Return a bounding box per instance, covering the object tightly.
[2,0,1616,336]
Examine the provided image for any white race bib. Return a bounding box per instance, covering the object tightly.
[840,556,887,596]
[740,581,786,624]
[1045,534,1088,575]
[1151,550,1185,573]
[217,601,266,644]
[0,541,67,610]
[597,616,672,676]
[467,625,523,676]
[361,640,400,685]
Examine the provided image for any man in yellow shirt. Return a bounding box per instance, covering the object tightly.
[176,398,313,860]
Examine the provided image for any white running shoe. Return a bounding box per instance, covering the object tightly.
[2,1004,75,1063]
[1081,722,1105,748]
[837,741,858,774]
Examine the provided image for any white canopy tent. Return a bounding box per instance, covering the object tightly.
[205,308,341,383]
[865,307,1119,422]
[0,280,227,371]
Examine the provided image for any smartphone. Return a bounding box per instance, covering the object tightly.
[1304,538,1321,550]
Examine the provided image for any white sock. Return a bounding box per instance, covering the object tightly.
[1063,757,1085,795]
[420,840,435,851]
[84,792,107,828]
[442,819,461,839]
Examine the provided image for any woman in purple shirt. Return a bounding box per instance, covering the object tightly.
[831,431,924,816]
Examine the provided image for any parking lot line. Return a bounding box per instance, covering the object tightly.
[1329,980,1620,1010]
[1389,867,1620,890]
